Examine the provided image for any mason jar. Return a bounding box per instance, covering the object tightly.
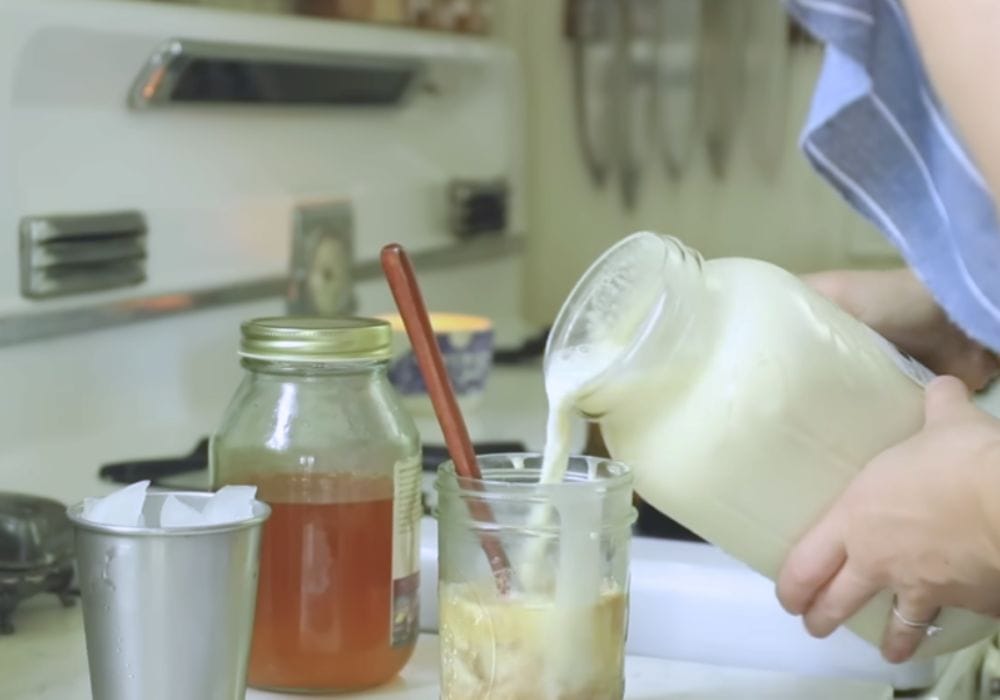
[436,453,635,700]
[211,317,422,693]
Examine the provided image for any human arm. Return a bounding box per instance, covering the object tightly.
[902,0,1000,209]
[804,267,999,391]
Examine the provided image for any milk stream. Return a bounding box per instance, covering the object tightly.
[518,344,621,606]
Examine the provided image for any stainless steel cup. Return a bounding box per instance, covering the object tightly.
[67,491,271,700]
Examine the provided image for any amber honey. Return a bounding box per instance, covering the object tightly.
[247,474,416,692]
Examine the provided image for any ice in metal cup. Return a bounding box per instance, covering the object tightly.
[67,491,270,700]
[436,454,636,700]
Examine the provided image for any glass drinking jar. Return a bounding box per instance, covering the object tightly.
[436,453,636,700]
[211,317,422,693]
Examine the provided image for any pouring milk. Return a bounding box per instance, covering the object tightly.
[539,231,997,658]
[516,347,613,601]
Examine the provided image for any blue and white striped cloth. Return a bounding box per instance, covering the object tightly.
[786,0,1000,352]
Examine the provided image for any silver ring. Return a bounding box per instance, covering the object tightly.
[892,602,943,637]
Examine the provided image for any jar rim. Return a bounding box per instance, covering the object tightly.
[435,453,634,496]
[542,232,702,397]
[434,453,637,534]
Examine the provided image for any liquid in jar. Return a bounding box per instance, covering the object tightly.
[247,472,418,692]
[440,582,626,700]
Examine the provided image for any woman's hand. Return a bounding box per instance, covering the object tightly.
[777,376,1000,662]
[805,268,999,391]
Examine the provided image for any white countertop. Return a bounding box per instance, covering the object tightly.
[4,595,892,699]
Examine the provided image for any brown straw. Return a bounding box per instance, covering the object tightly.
[380,243,512,589]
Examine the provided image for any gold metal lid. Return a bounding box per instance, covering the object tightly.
[239,317,392,362]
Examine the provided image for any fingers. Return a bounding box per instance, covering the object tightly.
[777,514,847,616]
[924,375,970,425]
[882,595,939,663]
[802,562,880,638]
[958,348,1000,392]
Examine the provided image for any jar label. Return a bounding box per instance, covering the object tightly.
[391,457,421,647]
[869,328,936,387]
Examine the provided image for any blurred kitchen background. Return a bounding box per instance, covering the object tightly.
[16,3,1000,695]
[0,0,898,504]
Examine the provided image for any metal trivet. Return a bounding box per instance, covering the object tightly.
[0,493,77,634]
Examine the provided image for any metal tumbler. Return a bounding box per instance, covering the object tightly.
[67,491,270,700]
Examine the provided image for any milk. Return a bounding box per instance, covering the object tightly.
[506,345,617,607]
[542,231,998,658]
[540,344,620,485]
[439,582,627,699]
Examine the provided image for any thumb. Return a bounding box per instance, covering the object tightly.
[924,375,971,425]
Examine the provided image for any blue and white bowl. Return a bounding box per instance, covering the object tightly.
[379,313,494,411]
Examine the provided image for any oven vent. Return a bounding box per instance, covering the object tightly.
[19,211,147,299]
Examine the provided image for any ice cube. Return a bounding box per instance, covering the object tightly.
[159,494,208,528]
[202,485,257,525]
[82,480,150,526]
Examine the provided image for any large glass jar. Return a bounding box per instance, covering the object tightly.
[436,453,635,700]
[211,317,422,693]
[544,231,997,655]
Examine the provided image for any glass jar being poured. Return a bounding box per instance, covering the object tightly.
[542,231,997,658]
